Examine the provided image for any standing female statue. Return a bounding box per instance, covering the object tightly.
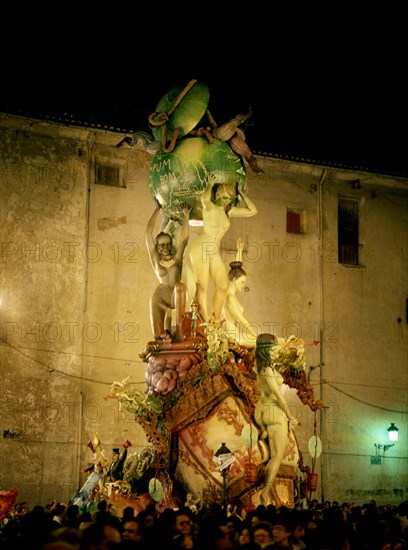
[222,237,257,347]
[254,333,299,505]
[189,176,257,322]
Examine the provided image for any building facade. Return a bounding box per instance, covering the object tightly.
[1,112,407,507]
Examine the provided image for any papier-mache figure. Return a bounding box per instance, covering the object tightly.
[222,236,257,347]
[254,334,300,506]
[146,202,191,341]
[72,432,110,509]
[107,440,132,482]
[189,176,257,323]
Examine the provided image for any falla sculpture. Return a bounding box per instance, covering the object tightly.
[107,79,324,512]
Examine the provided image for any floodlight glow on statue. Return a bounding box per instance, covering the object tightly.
[146,202,191,341]
[188,177,257,322]
[146,80,259,329]
[222,236,257,347]
[116,81,326,508]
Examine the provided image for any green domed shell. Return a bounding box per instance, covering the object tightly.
[151,81,210,143]
[148,137,247,223]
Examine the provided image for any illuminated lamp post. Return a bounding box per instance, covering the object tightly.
[214,442,235,512]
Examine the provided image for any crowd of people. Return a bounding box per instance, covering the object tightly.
[1,496,407,549]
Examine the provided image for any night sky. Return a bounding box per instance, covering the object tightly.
[2,16,406,176]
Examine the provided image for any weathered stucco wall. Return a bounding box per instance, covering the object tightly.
[0,114,407,507]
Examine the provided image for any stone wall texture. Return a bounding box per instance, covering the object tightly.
[1,113,407,507]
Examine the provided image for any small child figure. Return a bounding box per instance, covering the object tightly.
[184,493,199,513]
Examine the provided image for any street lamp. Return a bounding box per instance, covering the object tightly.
[373,423,400,457]
[214,442,235,512]
[387,423,399,443]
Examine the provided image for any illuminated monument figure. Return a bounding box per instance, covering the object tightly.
[222,236,258,348]
[145,202,191,341]
[112,79,323,511]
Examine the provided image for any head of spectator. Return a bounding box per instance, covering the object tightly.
[292,516,307,549]
[270,518,294,547]
[121,506,135,524]
[65,505,80,528]
[172,507,198,548]
[238,525,251,545]
[41,542,78,550]
[122,518,144,543]
[251,521,273,549]
[51,503,67,527]
[220,515,242,543]
[45,526,81,550]
[80,516,122,549]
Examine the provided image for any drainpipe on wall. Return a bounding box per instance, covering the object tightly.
[74,392,83,492]
[75,133,95,491]
[83,134,95,314]
[318,168,328,503]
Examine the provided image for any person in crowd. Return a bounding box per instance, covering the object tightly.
[77,511,93,531]
[189,175,257,323]
[121,517,145,545]
[64,504,80,529]
[155,507,178,546]
[41,542,78,550]
[238,525,253,546]
[254,333,299,506]
[49,503,67,532]
[79,515,122,549]
[245,507,267,527]
[0,504,51,549]
[121,506,135,524]
[146,202,191,341]
[170,507,200,549]
[2,498,408,549]
[270,518,300,549]
[214,515,243,549]
[136,506,159,546]
[238,526,251,544]
[251,521,274,549]
[290,517,307,549]
[44,526,81,549]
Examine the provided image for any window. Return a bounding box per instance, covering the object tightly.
[286,208,304,234]
[338,198,359,265]
[95,160,123,187]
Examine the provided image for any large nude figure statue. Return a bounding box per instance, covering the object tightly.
[146,203,190,341]
[189,176,257,322]
[254,333,299,506]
